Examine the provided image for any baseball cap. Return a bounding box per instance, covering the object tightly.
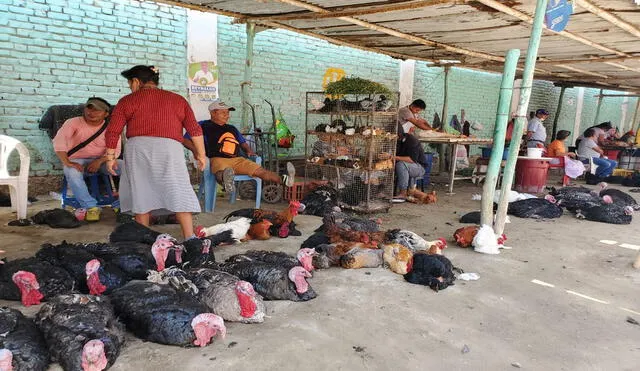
[85,97,111,112]
[208,101,236,111]
[536,108,549,116]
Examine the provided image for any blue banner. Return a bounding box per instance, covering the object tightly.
[545,0,573,32]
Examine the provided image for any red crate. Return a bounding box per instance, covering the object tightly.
[284,179,328,201]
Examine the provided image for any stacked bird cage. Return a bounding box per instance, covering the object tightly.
[304,91,399,213]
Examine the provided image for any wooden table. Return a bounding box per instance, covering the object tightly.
[417,136,493,194]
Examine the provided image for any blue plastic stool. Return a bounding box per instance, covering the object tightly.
[199,156,262,212]
[61,173,118,209]
[416,153,434,191]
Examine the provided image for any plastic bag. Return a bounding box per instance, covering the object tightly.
[275,109,295,148]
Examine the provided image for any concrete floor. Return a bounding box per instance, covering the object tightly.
[1,182,639,371]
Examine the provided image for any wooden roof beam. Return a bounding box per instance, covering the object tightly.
[269,0,505,62]
[471,0,640,75]
[573,0,640,39]
[258,20,437,63]
[238,0,460,22]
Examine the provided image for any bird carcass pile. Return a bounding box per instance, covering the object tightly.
[0,217,321,370]
[298,212,463,292]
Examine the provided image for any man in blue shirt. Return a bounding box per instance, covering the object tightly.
[184,101,294,193]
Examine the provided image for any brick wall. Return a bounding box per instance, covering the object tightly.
[414,64,502,154]
[0,0,188,179]
[216,16,400,158]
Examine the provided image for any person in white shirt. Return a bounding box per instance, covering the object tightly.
[526,108,549,148]
[577,128,617,178]
[192,62,215,86]
[397,99,432,134]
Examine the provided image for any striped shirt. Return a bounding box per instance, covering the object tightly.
[105,88,203,148]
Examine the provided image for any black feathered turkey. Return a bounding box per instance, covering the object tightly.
[35,294,125,371]
[0,307,49,371]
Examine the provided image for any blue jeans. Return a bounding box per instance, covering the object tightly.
[592,157,617,178]
[63,158,121,208]
[395,161,425,192]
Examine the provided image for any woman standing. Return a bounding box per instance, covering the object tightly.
[104,65,206,239]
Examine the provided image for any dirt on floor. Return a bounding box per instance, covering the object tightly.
[1,181,640,371]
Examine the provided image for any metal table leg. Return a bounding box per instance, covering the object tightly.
[448,143,458,194]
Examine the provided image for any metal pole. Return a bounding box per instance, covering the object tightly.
[439,66,450,175]
[480,49,520,226]
[551,86,566,141]
[593,88,603,125]
[495,0,549,235]
[241,22,256,132]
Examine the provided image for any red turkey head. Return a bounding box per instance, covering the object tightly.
[235,280,257,318]
[12,271,44,307]
[151,236,174,271]
[288,266,312,294]
[544,194,557,204]
[81,339,107,371]
[191,313,226,347]
[296,248,317,272]
[602,195,613,204]
[0,349,12,371]
[0,249,5,265]
[195,226,207,238]
[173,244,185,264]
[85,259,106,296]
[201,239,212,255]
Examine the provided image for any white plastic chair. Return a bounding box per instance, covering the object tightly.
[0,135,30,219]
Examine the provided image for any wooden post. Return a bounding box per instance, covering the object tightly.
[551,86,566,141]
[480,49,520,226]
[439,66,450,175]
[593,89,603,125]
[241,22,256,132]
[633,99,640,145]
[494,0,549,235]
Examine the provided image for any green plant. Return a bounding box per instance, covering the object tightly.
[324,76,392,96]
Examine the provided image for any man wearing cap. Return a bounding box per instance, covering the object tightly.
[183,100,295,193]
[526,108,549,148]
[53,97,122,222]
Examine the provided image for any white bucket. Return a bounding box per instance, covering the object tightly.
[527,148,544,158]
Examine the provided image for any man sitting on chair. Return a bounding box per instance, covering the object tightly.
[183,100,295,194]
[52,97,122,221]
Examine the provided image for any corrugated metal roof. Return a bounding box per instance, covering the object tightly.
[160,0,640,91]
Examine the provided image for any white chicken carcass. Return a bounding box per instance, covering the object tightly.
[385,229,427,252]
[195,217,251,242]
[472,224,509,255]
[492,190,537,204]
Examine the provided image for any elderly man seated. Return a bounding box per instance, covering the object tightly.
[183,100,295,194]
[53,97,122,221]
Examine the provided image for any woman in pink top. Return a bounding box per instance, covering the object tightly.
[52,97,122,221]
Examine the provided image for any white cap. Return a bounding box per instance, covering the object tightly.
[208,100,235,111]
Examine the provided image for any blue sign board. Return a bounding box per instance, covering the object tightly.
[545,0,573,32]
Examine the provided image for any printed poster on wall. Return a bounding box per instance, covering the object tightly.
[187,10,218,121]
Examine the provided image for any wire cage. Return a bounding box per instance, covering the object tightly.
[304,91,399,213]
